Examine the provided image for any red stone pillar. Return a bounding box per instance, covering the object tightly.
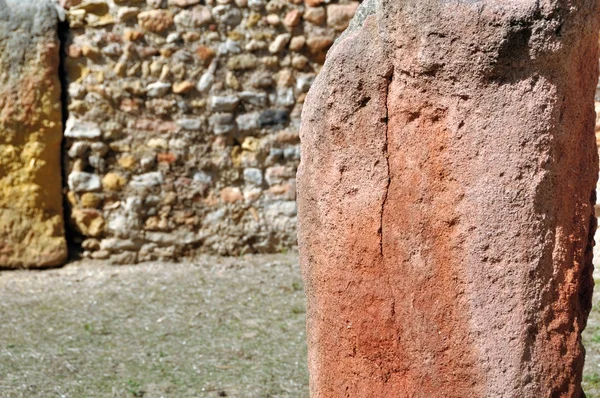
[297,0,600,396]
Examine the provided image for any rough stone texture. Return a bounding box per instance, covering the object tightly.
[60,0,360,261]
[0,0,67,268]
[298,0,600,396]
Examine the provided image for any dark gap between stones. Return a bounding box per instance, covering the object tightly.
[57,18,82,261]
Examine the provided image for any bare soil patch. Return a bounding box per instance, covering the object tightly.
[0,253,308,397]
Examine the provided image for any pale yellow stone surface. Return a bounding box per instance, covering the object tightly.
[0,1,67,268]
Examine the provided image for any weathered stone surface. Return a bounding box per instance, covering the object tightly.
[298,0,600,396]
[0,0,67,268]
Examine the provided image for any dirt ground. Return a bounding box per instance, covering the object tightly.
[2,250,600,397]
[0,254,308,398]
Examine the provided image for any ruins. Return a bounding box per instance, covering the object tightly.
[0,0,357,267]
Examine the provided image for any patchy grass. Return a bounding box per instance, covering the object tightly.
[0,254,308,397]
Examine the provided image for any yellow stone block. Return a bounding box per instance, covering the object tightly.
[0,2,67,268]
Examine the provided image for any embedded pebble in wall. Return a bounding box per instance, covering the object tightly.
[289,36,306,52]
[236,112,260,132]
[68,142,90,158]
[209,113,237,135]
[146,81,172,97]
[68,83,86,99]
[209,95,240,112]
[326,2,359,31]
[106,197,143,238]
[147,138,168,150]
[241,136,260,152]
[140,156,156,171]
[130,172,163,188]
[138,10,174,32]
[221,187,244,203]
[177,118,203,130]
[239,91,268,107]
[173,6,213,28]
[276,87,295,107]
[89,155,107,173]
[65,119,102,139]
[269,33,291,53]
[244,187,262,202]
[91,142,109,156]
[110,139,132,153]
[265,166,295,186]
[283,9,302,28]
[304,7,326,25]
[266,14,280,26]
[118,7,139,22]
[296,73,316,92]
[102,173,127,192]
[259,109,289,127]
[196,60,217,93]
[193,171,213,185]
[212,5,243,27]
[219,39,242,55]
[283,146,301,160]
[306,36,334,55]
[102,42,123,56]
[168,138,188,153]
[166,32,181,43]
[291,54,309,70]
[245,39,267,52]
[100,238,141,252]
[244,168,263,186]
[71,209,105,239]
[68,171,102,193]
[227,54,258,70]
[172,81,194,94]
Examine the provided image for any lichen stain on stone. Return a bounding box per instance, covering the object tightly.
[0,0,67,268]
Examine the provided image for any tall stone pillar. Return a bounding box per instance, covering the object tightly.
[297,0,600,396]
[0,0,67,268]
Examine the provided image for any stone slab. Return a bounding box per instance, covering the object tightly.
[0,0,67,268]
[298,0,600,396]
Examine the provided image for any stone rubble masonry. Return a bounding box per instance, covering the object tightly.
[0,0,68,268]
[298,0,599,396]
[59,0,359,263]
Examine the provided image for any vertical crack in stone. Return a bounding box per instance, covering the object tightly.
[380,69,393,258]
[381,68,394,320]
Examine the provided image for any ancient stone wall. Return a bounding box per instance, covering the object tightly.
[59,0,359,262]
